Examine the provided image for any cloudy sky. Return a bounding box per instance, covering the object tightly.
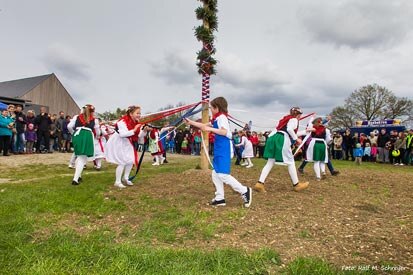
[1,0,412,130]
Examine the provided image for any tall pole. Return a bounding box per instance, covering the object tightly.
[195,0,218,170]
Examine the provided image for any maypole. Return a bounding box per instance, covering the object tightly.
[194,0,218,170]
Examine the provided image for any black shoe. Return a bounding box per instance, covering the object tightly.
[298,168,304,175]
[72,180,79,185]
[78,177,82,182]
[242,187,252,208]
[331,170,340,176]
[210,199,226,206]
[163,160,168,164]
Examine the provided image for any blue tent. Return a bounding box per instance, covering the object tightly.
[0,101,8,110]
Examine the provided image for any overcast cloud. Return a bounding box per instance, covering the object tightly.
[43,43,91,82]
[0,0,412,130]
[299,0,413,49]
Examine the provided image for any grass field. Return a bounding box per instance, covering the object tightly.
[0,154,412,274]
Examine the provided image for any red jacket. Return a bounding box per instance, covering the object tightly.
[250,135,259,145]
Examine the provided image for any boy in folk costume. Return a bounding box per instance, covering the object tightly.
[306,117,329,181]
[105,106,149,188]
[184,97,252,208]
[149,126,165,166]
[68,104,100,185]
[254,107,309,192]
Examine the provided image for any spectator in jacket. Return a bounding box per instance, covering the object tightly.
[250,131,259,157]
[25,123,37,154]
[393,132,406,165]
[34,106,52,153]
[56,111,65,152]
[0,108,14,156]
[405,129,413,165]
[257,132,266,158]
[332,132,343,160]
[342,128,352,160]
[377,128,390,163]
[14,104,26,154]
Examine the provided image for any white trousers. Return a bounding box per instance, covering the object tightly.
[212,170,247,201]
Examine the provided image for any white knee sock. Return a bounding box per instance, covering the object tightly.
[259,158,275,183]
[287,163,299,185]
[116,165,125,184]
[73,155,87,181]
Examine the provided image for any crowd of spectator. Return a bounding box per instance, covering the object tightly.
[0,104,74,156]
[331,128,413,165]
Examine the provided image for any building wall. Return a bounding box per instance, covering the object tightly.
[20,74,80,116]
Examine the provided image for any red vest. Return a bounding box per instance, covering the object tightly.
[276,115,298,133]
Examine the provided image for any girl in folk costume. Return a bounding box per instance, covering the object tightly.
[236,130,254,168]
[306,117,329,181]
[149,126,165,166]
[105,106,148,188]
[68,104,100,185]
[254,107,309,192]
[184,97,252,208]
[93,119,108,171]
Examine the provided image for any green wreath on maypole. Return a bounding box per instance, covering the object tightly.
[195,0,218,101]
[194,0,218,169]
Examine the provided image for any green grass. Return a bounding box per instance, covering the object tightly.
[1,158,399,274]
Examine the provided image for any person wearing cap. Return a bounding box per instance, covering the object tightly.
[68,104,100,185]
[254,107,309,192]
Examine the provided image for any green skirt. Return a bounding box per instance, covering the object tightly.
[73,129,94,157]
[312,141,326,161]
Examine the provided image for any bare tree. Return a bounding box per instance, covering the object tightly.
[345,84,392,121]
[329,106,357,130]
[382,95,413,120]
[330,84,413,129]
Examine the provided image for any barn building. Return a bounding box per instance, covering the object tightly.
[0,73,80,116]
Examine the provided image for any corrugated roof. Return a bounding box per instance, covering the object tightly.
[0,74,53,98]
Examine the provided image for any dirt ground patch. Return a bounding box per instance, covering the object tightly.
[113,162,413,270]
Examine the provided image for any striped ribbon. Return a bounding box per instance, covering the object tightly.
[202,73,210,102]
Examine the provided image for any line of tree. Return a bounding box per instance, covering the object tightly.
[329,84,413,130]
